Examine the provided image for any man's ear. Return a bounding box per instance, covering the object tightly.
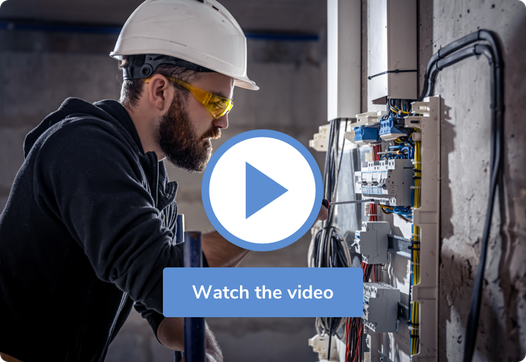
[145,74,173,113]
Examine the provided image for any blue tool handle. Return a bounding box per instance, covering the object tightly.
[176,214,185,244]
[183,231,205,362]
[174,352,183,362]
[174,215,185,362]
[184,231,202,268]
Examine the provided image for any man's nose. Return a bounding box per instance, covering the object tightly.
[213,114,229,130]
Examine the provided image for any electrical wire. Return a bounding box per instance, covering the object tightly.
[409,225,421,355]
[344,261,376,362]
[309,119,352,344]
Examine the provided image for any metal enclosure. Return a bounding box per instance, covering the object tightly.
[327,0,361,121]
[367,0,417,103]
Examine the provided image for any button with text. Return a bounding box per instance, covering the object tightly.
[163,267,363,317]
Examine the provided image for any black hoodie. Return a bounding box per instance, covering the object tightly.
[0,98,198,361]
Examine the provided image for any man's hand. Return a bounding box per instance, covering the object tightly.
[203,322,223,362]
[202,231,250,267]
[157,318,223,362]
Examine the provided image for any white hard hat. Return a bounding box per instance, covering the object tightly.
[110,0,258,91]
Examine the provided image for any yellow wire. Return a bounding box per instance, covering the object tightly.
[381,205,393,211]
[410,225,421,358]
[393,105,410,115]
[411,135,422,358]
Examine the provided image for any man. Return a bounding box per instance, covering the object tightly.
[0,0,327,361]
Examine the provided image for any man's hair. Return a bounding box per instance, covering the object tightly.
[118,55,202,109]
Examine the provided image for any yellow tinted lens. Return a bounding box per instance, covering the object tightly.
[206,96,233,118]
[168,77,233,118]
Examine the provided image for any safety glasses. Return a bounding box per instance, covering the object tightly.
[143,76,233,119]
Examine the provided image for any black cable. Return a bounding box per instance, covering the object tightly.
[464,34,504,362]
[418,30,502,101]
[315,119,350,338]
[418,29,504,362]
[425,44,494,100]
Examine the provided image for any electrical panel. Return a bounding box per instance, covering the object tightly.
[309,97,440,362]
[310,0,440,360]
[355,159,413,206]
[354,221,390,264]
[362,282,401,333]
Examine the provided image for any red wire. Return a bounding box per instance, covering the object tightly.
[354,262,372,362]
[349,147,384,362]
[372,144,381,161]
[345,318,351,362]
[352,319,364,362]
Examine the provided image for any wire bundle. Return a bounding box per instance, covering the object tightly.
[344,262,375,362]
[344,317,363,362]
[309,118,351,270]
[389,99,412,116]
[380,205,413,222]
[409,224,421,355]
[309,119,352,358]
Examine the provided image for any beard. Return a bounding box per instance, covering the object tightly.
[158,92,221,172]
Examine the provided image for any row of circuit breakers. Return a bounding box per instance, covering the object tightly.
[356,159,413,207]
[352,113,416,334]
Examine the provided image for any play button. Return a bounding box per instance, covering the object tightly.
[245,163,288,219]
[202,130,323,251]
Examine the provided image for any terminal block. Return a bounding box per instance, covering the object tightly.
[308,334,341,362]
[345,111,386,145]
[362,282,400,333]
[354,221,390,264]
[353,124,380,145]
[309,124,331,152]
[379,115,412,141]
[354,159,413,206]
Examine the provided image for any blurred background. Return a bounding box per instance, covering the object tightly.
[0,0,328,361]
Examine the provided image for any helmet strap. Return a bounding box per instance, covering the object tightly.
[123,54,214,80]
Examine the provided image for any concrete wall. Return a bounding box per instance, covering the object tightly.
[417,0,526,360]
[358,0,526,360]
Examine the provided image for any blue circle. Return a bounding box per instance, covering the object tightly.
[202,129,323,252]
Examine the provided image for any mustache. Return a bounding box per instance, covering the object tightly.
[202,127,221,140]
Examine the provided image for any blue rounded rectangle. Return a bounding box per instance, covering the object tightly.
[163,267,363,317]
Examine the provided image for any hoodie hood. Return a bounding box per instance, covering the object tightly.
[24,98,144,158]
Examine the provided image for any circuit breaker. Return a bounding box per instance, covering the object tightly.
[354,159,413,206]
[354,221,390,264]
[362,282,400,333]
